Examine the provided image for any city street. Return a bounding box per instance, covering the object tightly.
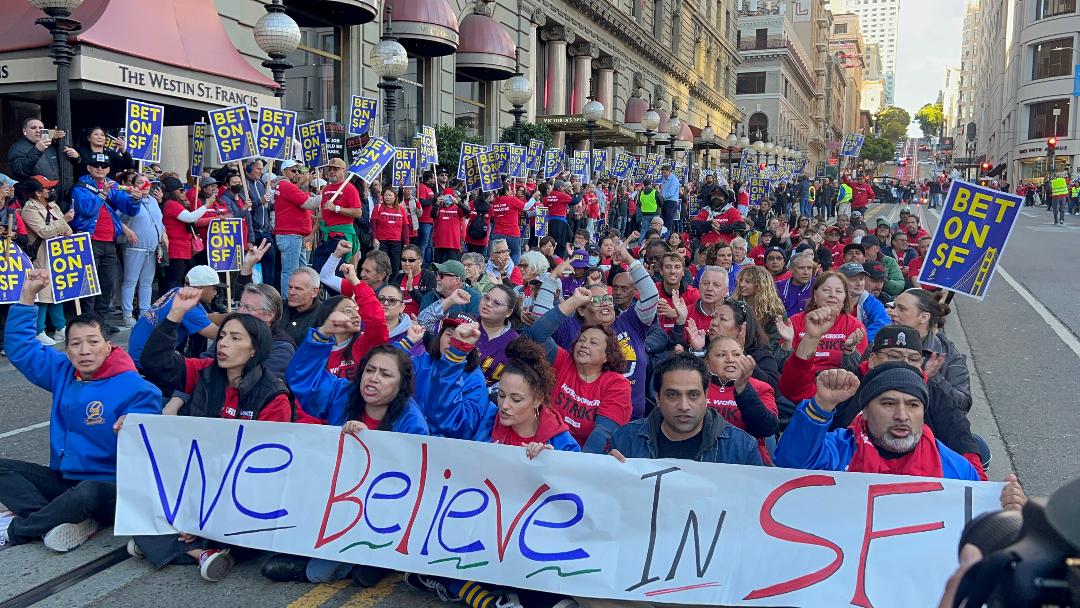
[1,200,1076,607]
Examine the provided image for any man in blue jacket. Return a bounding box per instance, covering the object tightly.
[0,269,161,552]
[69,152,141,332]
[607,352,762,464]
[838,261,890,342]
[774,364,980,479]
[658,165,681,231]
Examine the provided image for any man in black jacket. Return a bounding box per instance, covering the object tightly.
[6,118,76,182]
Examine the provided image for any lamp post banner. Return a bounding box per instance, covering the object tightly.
[116,415,1002,608]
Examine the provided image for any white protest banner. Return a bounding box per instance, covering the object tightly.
[117,415,1002,607]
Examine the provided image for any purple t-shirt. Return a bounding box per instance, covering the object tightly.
[553,310,650,420]
[477,326,520,386]
[776,278,813,318]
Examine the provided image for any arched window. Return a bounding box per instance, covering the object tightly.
[748,112,769,142]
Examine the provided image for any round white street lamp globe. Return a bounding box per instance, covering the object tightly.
[254,5,301,57]
[582,98,605,123]
[370,37,409,80]
[504,74,533,107]
[642,109,661,133]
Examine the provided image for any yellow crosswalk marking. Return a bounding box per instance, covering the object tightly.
[285,579,351,608]
[338,573,402,607]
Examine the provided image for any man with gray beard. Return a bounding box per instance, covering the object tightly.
[773,362,982,480]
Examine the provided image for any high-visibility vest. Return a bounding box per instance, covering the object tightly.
[838,183,853,203]
[1051,177,1069,197]
[639,188,659,213]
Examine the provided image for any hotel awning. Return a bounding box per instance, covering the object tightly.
[0,0,280,118]
[536,115,645,147]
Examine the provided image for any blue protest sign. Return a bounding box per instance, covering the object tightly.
[509,145,527,179]
[349,138,396,184]
[125,99,164,163]
[526,139,544,173]
[464,155,483,192]
[748,178,770,207]
[208,105,260,163]
[420,126,438,168]
[475,150,502,192]
[256,107,297,161]
[207,218,244,273]
[610,153,632,180]
[457,142,487,180]
[393,148,419,188]
[534,205,549,238]
[839,134,865,158]
[918,179,1022,300]
[592,149,608,177]
[298,120,328,168]
[348,95,378,136]
[46,233,99,304]
[543,148,563,179]
[740,149,752,169]
[0,240,32,304]
[190,123,206,179]
[490,143,512,176]
[571,151,590,183]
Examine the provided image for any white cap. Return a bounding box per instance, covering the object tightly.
[280,160,299,171]
[186,265,224,288]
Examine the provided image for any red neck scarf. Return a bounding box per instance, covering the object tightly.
[846,413,943,478]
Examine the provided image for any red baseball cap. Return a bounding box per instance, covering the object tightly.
[31,175,58,188]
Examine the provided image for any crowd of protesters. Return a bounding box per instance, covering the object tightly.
[0,120,1027,608]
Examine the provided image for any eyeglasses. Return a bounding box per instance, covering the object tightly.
[482,293,508,308]
[401,257,420,263]
[237,302,270,314]
[590,295,614,307]
[377,296,403,306]
[438,272,459,279]
[491,249,509,255]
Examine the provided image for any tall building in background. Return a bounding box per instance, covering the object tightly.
[828,0,899,105]
[861,43,885,114]
[957,0,980,143]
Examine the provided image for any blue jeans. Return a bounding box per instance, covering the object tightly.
[416,222,434,265]
[121,247,156,317]
[493,234,521,265]
[37,303,65,333]
[275,234,303,295]
[305,558,354,583]
[799,198,812,219]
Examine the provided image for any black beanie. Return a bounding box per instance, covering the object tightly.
[858,362,928,410]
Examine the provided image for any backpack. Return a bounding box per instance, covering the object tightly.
[467,212,489,241]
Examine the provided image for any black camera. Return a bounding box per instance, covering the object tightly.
[953,477,1080,607]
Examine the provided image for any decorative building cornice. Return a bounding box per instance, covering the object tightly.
[569,41,600,58]
[594,55,618,71]
[554,0,742,119]
[541,24,575,44]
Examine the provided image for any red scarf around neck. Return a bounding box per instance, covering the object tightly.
[846,413,943,478]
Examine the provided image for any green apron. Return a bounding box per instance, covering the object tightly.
[320,221,360,255]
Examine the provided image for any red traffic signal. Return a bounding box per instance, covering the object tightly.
[980,162,991,174]
[1048,137,1057,152]
[758,163,767,171]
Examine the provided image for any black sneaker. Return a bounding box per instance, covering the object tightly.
[405,573,459,602]
[260,554,310,582]
[350,564,389,587]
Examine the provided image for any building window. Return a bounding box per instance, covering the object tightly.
[283,22,343,124]
[455,81,486,139]
[1035,0,1076,20]
[653,0,664,39]
[1027,99,1070,139]
[671,9,682,54]
[631,0,642,21]
[834,23,848,34]
[755,28,768,49]
[1032,38,1073,80]
[736,72,767,94]
[748,112,769,141]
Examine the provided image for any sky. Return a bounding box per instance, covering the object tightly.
[893,0,966,137]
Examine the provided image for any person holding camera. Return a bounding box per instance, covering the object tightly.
[6,118,77,183]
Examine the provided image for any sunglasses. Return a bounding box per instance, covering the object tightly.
[377,296,403,306]
[401,257,420,263]
[590,295,614,307]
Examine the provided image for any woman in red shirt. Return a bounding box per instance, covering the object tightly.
[529,286,632,451]
[431,187,469,263]
[370,187,410,276]
[463,191,492,254]
[704,335,779,463]
[787,271,868,373]
[491,184,526,264]
[159,177,210,292]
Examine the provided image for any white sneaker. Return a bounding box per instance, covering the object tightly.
[127,538,144,558]
[121,317,136,329]
[35,332,56,346]
[0,512,13,552]
[53,327,66,342]
[43,519,99,552]
[198,548,235,582]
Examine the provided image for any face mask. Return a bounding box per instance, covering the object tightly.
[589,256,600,266]
[230,184,243,194]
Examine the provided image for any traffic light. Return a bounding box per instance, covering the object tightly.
[758,163,767,171]
[980,162,991,174]
[1048,137,1057,153]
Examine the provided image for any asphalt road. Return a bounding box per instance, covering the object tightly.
[2,200,1077,606]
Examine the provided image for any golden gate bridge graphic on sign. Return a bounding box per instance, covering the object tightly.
[952,246,997,298]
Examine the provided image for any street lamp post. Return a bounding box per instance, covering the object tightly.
[642,99,660,157]
[370,6,409,148]
[667,107,682,161]
[701,122,715,172]
[725,125,738,173]
[752,130,765,169]
[29,0,82,196]
[253,1,300,99]
[504,49,532,145]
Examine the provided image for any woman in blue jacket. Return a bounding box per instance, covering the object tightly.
[394,313,488,439]
[265,344,429,587]
[0,269,160,553]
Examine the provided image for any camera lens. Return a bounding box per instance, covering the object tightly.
[959,509,1024,557]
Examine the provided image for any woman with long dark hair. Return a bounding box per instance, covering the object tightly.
[159,176,210,292]
[133,288,317,582]
[888,288,972,412]
[69,126,132,178]
[475,283,522,386]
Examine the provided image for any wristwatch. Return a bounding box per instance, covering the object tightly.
[334,204,340,213]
